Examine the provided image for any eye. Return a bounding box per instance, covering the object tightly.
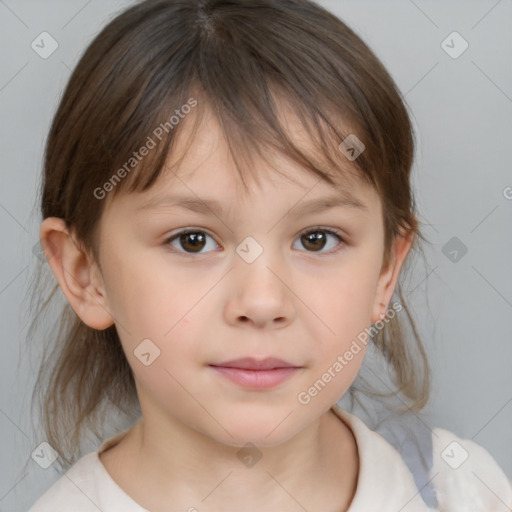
[166,229,220,255]
[293,227,345,254]
[165,227,345,256]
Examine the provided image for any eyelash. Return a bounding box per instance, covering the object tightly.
[163,227,346,257]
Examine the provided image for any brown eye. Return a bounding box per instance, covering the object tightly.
[166,227,344,256]
[167,230,218,254]
[294,228,344,253]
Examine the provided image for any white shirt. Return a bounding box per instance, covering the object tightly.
[28,405,512,511]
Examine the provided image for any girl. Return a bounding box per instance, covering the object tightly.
[27,0,511,510]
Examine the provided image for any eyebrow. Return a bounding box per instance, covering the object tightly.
[136,191,368,216]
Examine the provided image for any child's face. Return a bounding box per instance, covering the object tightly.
[91,109,408,447]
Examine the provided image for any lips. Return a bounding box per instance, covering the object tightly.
[209,357,298,370]
[208,357,302,390]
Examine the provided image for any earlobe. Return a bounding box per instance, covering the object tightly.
[39,217,115,330]
[371,229,414,324]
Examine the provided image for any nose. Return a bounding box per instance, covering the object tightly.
[224,250,295,330]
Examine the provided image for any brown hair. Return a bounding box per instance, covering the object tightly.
[27,0,432,468]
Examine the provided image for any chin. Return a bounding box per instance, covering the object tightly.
[207,414,304,449]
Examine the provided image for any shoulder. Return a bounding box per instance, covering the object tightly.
[332,405,437,511]
[27,427,148,512]
[27,452,101,512]
[332,404,512,511]
[429,426,512,511]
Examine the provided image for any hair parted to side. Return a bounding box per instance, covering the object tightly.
[27,0,432,468]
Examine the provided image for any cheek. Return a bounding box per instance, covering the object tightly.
[306,252,382,388]
[316,257,381,336]
[102,248,206,336]
[106,260,213,383]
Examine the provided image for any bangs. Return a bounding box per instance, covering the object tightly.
[110,81,373,202]
[92,0,382,202]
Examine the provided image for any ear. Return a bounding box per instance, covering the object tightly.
[39,217,115,330]
[371,229,414,324]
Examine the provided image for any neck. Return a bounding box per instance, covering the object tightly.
[101,407,358,512]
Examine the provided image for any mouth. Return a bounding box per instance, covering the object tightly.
[210,357,298,370]
[208,357,302,390]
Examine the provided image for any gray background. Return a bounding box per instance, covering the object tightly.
[1,0,511,510]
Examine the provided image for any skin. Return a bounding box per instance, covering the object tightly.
[40,107,413,511]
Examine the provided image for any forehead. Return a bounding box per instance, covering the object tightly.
[103,98,380,218]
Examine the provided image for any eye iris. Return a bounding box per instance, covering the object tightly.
[180,232,205,252]
[302,231,326,251]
